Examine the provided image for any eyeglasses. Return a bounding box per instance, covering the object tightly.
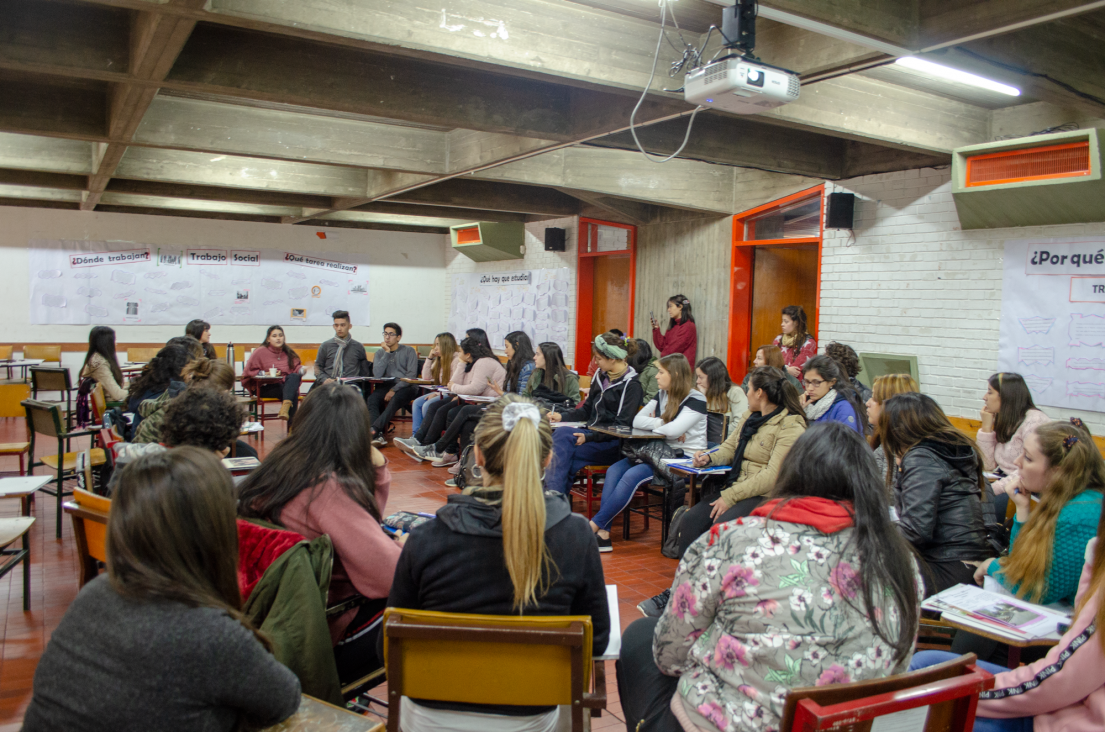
[383,331,398,337]
[802,378,826,388]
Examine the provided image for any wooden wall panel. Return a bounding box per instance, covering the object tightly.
[591,253,632,335]
[634,215,732,361]
[749,246,819,368]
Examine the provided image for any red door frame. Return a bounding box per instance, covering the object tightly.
[575,218,637,369]
[726,184,825,381]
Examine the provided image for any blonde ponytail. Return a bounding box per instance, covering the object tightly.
[473,395,555,610]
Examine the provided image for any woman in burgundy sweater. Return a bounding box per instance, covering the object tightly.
[651,294,697,368]
[242,325,304,422]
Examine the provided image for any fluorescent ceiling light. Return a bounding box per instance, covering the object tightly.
[895,57,1020,96]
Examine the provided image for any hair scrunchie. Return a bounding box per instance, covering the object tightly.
[502,402,541,432]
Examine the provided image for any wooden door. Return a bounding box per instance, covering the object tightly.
[591,253,632,336]
[749,245,819,367]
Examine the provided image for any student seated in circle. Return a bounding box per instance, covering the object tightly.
[909,497,1105,732]
[545,333,645,495]
[865,373,920,491]
[880,392,991,595]
[589,354,707,552]
[800,355,868,434]
[617,423,923,732]
[237,382,401,686]
[80,325,127,402]
[22,447,301,732]
[242,325,303,422]
[695,356,747,446]
[384,395,609,732]
[953,419,1104,665]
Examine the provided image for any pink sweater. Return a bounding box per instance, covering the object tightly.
[450,356,505,396]
[242,345,302,392]
[977,408,1050,495]
[977,538,1105,732]
[421,354,465,385]
[278,465,400,642]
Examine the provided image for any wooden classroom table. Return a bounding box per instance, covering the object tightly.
[262,695,382,731]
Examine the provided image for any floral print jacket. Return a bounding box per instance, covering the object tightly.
[653,516,923,732]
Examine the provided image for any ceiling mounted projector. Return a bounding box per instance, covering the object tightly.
[685,57,800,114]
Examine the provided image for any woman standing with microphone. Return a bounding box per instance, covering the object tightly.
[651,294,697,368]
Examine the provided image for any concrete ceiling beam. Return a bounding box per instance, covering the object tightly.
[386,179,581,217]
[83,0,208,211]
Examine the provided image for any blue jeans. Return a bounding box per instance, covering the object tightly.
[591,459,655,531]
[545,428,624,495]
[909,651,1031,732]
[411,393,439,433]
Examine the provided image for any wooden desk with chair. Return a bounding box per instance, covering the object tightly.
[382,608,606,732]
[0,478,39,611]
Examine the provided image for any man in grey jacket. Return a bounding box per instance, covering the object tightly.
[311,310,369,391]
[367,321,418,445]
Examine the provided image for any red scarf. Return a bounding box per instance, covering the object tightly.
[751,497,855,534]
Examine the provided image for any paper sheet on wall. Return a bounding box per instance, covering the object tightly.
[999,237,1105,412]
[449,268,570,353]
[28,239,369,326]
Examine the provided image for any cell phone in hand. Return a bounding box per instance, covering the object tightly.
[650,310,656,324]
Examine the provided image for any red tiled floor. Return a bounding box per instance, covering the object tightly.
[0,416,678,727]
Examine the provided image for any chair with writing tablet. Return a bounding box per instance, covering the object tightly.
[383,608,606,732]
[778,653,992,732]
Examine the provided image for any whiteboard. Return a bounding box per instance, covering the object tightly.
[998,237,1105,412]
[448,267,570,353]
[28,239,369,326]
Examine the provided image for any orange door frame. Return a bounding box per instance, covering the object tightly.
[575,218,637,367]
[727,184,825,381]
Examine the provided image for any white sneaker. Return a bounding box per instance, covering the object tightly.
[417,446,443,461]
[395,439,424,460]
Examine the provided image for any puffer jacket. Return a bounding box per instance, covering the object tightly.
[705,409,807,505]
[894,439,991,563]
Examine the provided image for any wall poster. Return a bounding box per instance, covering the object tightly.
[29,239,370,326]
[999,237,1105,412]
[449,268,571,353]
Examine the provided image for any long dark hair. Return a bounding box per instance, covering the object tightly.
[537,342,571,393]
[768,422,920,661]
[503,331,536,393]
[466,328,492,352]
[880,392,987,494]
[697,356,733,413]
[749,366,807,425]
[459,335,496,373]
[803,355,870,433]
[126,344,192,401]
[185,319,216,359]
[989,372,1039,443]
[238,382,381,523]
[667,294,694,327]
[781,304,809,343]
[107,447,269,650]
[166,335,204,361]
[83,325,123,385]
[259,325,300,367]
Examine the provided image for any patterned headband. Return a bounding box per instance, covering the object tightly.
[594,335,627,360]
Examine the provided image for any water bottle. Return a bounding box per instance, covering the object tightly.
[226,342,235,366]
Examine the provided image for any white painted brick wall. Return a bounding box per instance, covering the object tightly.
[820,169,1105,431]
[443,217,580,366]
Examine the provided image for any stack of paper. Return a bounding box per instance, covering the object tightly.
[922,584,1070,640]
